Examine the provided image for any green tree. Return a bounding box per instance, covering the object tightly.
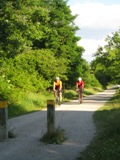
[0,0,84,85]
[0,0,89,99]
[0,0,49,58]
[1,49,67,92]
[40,0,84,85]
[91,29,120,87]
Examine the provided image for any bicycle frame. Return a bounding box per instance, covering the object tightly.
[54,90,62,106]
[77,88,83,103]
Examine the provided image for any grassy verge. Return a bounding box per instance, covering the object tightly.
[84,87,102,96]
[77,89,120,160]
[8,90,55,118]
[8,87,102,118]
[63,87,103,102]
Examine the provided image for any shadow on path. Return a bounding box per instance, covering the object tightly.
[0,89,116,160]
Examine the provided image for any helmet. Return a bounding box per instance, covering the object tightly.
[56,77,60,80]
[78,77,82,81]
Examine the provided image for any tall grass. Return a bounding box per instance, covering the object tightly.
[8,87,102,118]
[63,87,102,102]
[84,87,103,96]
[8,90,54,118]
[77,89,120,160]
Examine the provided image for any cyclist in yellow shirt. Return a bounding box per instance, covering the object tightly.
[53,77,62,105]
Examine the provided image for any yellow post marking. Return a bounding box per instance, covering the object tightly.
[0,101,7,108]
[47,100,55,105]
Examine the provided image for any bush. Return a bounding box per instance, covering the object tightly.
[0,75,13,100]
[40,127,67,144]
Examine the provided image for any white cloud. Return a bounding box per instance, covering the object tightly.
[78,38,107,62]
[71,2,120,29]
[69,2,120,62]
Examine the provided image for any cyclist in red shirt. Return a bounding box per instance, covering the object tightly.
[76,77,84,103]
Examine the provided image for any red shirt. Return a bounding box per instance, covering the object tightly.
[76,80,84,88]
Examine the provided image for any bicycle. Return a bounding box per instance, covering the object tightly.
[54,89,62,107]
[76,88,83,104]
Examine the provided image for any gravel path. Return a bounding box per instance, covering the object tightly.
[0,89,116,160]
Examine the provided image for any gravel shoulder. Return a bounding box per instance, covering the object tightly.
[0,89,116,160]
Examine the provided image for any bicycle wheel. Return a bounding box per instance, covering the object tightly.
[78,89,83,104]
[78,91,81,103]
[55,92,60,107]
[59,92,62,105]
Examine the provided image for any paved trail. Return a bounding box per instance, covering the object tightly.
[0,89,116,160]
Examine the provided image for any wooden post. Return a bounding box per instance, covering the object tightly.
[47,100,55,135]
[0,101,8,141]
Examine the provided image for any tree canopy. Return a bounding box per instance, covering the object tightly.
[0,0,101,100]
[91,29,120,88]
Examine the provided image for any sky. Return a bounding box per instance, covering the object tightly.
[67,0,120,62]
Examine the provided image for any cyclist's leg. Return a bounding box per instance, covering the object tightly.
[54,91,56,99]
[53,91,58,106]
[80,88,83,103]
[78,90,81,103]
[54,87,58,102]
[76,89,80,103]
[56,91,61,106]
[59,91,62,104]
[56,91,59,103]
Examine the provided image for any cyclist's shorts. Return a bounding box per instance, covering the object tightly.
[78,88,83,92]
[55,87,62,92]
[55,86,59,90]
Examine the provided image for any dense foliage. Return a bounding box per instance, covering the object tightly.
[91,29,120,88]
[0,0,101,102]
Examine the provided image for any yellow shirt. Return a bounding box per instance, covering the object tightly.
[53,80,62,90]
